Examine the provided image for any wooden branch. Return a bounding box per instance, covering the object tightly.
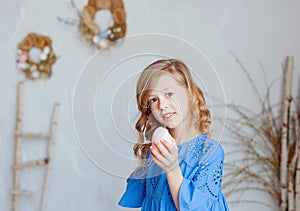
[11,189,35,197]
[295,111,300,211]
[12,81,24,211]
[280,56,294,211]
[41,102,60,211]
[289,113,300,211]
[12,158,49,170]
[14,131,49,139]
[288,178,295,211]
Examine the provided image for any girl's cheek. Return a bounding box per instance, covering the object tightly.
[153,112,164,122]
[170,97,179,107]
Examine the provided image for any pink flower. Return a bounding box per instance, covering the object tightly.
[18,54,27,63]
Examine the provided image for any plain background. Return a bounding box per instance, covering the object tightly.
[0,0,299,210]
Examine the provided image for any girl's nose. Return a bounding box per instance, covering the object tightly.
[158,96,169,110]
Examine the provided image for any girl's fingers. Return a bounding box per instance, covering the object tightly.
[154,141,177,163]
[150,145,167,163]
[160,139,177,154]
[154,141,170,157]
[150,142,179,171]
[151,143,159,153]
[150,145,159,157]
[160,140,171,152]
[150,151,164,167]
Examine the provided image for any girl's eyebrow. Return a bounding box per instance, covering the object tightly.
[147,87,174,98]
[153,86,175,92]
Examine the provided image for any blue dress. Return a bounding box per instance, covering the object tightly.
[118,134,230,211]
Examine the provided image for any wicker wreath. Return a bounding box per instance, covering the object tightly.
[79,0,126,49]
[16,33,56,80]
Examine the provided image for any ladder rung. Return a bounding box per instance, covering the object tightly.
[11,189,35,197]
[12,158,49,170]
[14,131,49,139]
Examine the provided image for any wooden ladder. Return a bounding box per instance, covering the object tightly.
[11,81,60,211]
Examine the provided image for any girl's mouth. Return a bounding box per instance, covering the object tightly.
[163,112,175,121]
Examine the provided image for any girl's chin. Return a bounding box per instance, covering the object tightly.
[159,117,181,129]
[164,123,180,130]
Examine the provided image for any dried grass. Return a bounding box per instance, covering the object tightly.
[221,54,300,210]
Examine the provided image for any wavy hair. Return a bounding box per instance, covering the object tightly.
[134,59,211,168]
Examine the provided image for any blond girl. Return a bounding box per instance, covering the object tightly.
[119,59,229,211]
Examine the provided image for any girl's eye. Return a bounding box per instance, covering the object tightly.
[165,92,173,97]
[148,98,157,104]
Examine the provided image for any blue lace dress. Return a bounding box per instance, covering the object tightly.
[118,134,230,211]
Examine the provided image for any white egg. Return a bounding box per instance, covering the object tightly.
[152,127,174,144]
[29,64,37,72]
[29,47,42,63]
[17,62,29,70]
[31,71,40,78]
[43,46,50,55]
[40,53,47,61]
[99,39,109,48]
[93,35,100,44]
[17,49,22,55]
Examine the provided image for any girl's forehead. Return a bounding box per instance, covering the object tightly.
[147,82,185,97]
[150,74,180,90]
[147,87,173,96]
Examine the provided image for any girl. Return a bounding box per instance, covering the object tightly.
[118,59,229,211]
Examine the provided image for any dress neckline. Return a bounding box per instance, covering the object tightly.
[177,133,208,147]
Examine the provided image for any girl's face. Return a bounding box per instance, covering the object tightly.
[147,73,191,130]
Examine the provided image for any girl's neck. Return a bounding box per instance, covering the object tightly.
[169,125,200,145]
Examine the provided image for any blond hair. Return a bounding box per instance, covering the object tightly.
[134,59,211,164]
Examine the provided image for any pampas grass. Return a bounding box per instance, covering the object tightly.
[221,54,300,211]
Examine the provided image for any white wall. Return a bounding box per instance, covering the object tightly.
[0,0,299,210]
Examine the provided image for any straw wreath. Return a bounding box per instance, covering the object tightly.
[16,33,56,80]
[58,0,126,49]
[80,0,126,48]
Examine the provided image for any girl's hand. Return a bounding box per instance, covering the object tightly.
[150,139,178,172]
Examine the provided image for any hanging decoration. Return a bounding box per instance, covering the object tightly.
[80,0,126,49]
[16,33,56,80]
[58,0,126,49]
